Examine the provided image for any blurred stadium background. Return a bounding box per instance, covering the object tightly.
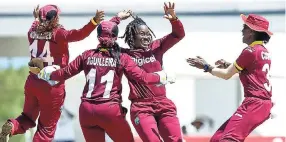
[0,0,285,142]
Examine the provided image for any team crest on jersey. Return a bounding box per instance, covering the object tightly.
[134,116,140,125]
[132,55,156,66]
[30,31,52,40]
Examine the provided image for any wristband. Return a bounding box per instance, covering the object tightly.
[204,64,213,73]
[203,64,209,72]
[91,18,97,26]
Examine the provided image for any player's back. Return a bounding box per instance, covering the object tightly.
[28,27,70,69]
[27,18,97,70]
[81,50,125,103]
[238,44,272,99]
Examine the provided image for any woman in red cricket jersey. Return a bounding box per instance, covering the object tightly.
[187,14,273,142]
[120,2,185,142]
[0,4,104,142]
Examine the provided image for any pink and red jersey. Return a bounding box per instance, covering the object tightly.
[123,19,185,100]
[50,49,161,103]
[234,41,272,99]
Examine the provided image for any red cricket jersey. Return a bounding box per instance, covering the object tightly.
[28,19,97,68]
[50,49,161,103]
[234,41,272,99]
[123,19,185,100]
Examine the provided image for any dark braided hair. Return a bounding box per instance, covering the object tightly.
[108,42,121,67]
[95,42,121,68]
[120,15,156,49]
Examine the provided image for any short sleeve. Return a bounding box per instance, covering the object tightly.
[234,47,255,71]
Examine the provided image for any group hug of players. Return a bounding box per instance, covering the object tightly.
[0,2,274,142]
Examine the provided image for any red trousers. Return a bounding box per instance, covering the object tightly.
[210,97,273,142]
[130,97,182,142]
[79,101,134,142]
[9,74,65,142]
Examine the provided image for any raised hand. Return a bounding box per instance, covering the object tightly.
[117,10,132,20]
[94,10,105,24]
[33,4,40,20]
[163,2,177,21]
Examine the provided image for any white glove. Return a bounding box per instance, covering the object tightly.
[154,70,176,85]
[166,72,176,84]
[38,65,60,86]
[270,101,276,119]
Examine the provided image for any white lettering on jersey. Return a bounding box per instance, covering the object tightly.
[87,57,117,67]
[30,31,52,40]
[132,55,156,66]
[261,51,271,60]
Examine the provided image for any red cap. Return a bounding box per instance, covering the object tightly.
[241,14,273,36]
[97,21,119,38]
[97,21,119,47]
[39,5,60,21]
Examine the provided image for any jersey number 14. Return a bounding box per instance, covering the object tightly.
[29,40,54,65]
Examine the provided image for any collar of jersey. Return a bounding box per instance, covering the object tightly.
[249,41,263,47]
[99,48,108,52]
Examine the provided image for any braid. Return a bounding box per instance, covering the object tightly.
[120,17,155,49]
[111,42,121,67]
[96,42,121,68]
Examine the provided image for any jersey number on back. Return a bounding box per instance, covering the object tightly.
[29,40,54,65]
[86,69,115,98]
[262,63,272,92]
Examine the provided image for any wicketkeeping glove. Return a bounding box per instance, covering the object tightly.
[154,70,176,86]
[38,65,60,86]
[28,58,44,74]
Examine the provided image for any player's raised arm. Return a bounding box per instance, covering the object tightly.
[155,2,185,53]
[57,10,105,42]
[121,53,167,85]
[49,54,84,81]
[28,5,40,42]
